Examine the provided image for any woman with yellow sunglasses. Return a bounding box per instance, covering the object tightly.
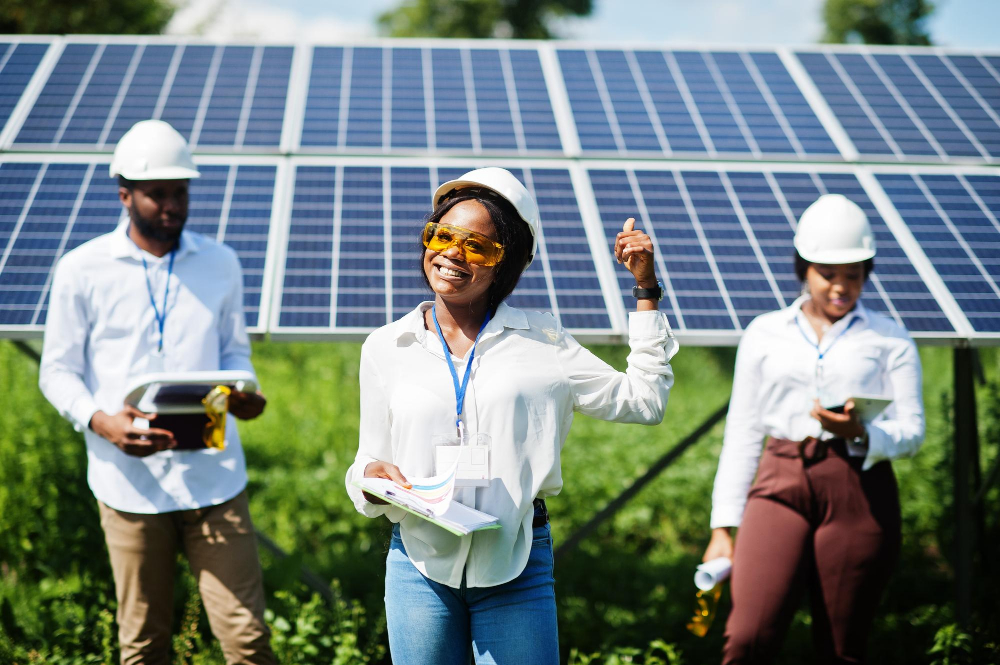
[345,167,678,665]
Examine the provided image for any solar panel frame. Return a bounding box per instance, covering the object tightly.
[0,36,58,151]
[863,163,1000,342]
[290,41,566,157]
[269,156,624,342]
[0,153,287,339]
[794,44,1000,165]
[579,159,973,346]
[554,45,843,161]
[4,35,297,154]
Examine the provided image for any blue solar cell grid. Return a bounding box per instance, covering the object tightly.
[558,48,839,158]
[14,41,292,149]
[588,167,952,333]
[0,160,276,330]
[876,172,1000,332]
[0,41,49,137]
[277,163,610,332]
[797,50,1000,161]
[298,46,562,154]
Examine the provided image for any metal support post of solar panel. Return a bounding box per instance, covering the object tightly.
[0,37,998,347]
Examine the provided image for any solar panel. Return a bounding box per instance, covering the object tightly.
[875,170,1000,333]
[797,49,1000,162]
[272,160,612,336]
[557,48,840,158]
[296,46,563,154]
[12,40,293,150]
[0,158,279,334]
[587,165,955,335]
[0,40,51,140]
[0,37,998,344]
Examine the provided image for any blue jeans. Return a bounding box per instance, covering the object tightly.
[384,515,559,665]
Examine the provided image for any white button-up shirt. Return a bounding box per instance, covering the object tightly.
[710,295,924,529]
[39,223,256,514]
[346,302,678,588]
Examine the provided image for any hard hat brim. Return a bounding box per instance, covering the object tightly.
[113,166,201,180]
[795,245,876,264]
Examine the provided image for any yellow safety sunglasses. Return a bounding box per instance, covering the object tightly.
[422,222,505,267]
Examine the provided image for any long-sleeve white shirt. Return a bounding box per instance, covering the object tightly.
[39,223,256,514]
[346,301,678,588]
[710,295,924,529]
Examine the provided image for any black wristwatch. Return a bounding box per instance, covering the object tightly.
[633,280,665,301]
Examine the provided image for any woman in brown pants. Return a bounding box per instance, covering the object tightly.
[702,194,925,664]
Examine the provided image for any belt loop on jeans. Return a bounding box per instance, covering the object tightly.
[532,498,549,528]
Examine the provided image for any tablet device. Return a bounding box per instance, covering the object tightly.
[123,371,257,449]
[824,394,892,423]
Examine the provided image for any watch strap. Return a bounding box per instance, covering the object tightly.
[632,280,664,301]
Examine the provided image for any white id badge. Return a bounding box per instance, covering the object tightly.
[433,432,490,487]
[146,349,166,374]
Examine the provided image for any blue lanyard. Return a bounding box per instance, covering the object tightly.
[794,310,859,361]
[141,250,175,353]
[432,305,491,431]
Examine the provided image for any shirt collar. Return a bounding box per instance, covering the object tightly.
[785,294,869,329]
[394,301,530,343]
[109,220,201,262]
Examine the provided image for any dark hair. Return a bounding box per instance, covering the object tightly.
[794,251,874,281]
[118,175,134,191]
[421,188,533,314]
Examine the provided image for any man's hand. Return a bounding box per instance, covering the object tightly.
[229,390,266,420]
[362,460,411,505]
[89,406,176,457]
[811,399,866,440]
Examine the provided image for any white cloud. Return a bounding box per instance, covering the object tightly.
[166,0,374,42]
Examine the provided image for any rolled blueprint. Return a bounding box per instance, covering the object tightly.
[695,557,732,591]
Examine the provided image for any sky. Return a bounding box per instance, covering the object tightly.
[166,0,1000,49]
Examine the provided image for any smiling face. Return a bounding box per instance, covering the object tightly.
[422,199,498,308]
[119,179,189,243]
[805,262,866,321]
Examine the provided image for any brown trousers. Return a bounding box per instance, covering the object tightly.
[722,438,901,665]
[98,490,277,665]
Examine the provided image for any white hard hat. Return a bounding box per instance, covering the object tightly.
[432,167,540,264]
[794,194,876,264]
[110,120,200,181]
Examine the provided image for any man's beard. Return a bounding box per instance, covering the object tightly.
[130,203,186,243]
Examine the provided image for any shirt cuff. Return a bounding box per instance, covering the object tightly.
[69,396,101,433]
[710,504,746,530]
[628,309,671,338]
[861,424,892,471]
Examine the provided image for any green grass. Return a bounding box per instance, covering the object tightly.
[1,339,998,664]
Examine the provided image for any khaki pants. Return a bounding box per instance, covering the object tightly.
[98,490,277,665]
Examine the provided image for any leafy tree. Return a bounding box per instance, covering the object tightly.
[823,0,934,45]
[378,0,593,39]
[0,0,174,35]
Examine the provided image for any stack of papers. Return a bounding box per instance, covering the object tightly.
[353,476,500,537]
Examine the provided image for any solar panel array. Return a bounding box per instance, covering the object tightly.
[299,46,562,154]
[0,37,997,343]
[797,49,1000,162]
[0,157,278,332]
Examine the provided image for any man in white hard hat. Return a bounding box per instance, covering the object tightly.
[39,120,276,664]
